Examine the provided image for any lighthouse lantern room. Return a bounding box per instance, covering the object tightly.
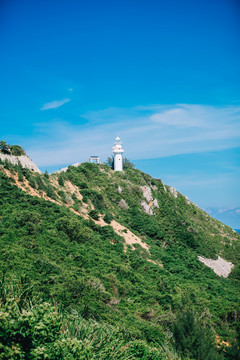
[112,137,124,171]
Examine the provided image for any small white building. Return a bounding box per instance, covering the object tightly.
[89,155,100,164]
[112,137,124,171]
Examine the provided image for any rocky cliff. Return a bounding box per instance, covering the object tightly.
[0,152,41,173]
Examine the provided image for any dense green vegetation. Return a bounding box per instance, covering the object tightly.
[0,140,25,156]
[0,159,239,359]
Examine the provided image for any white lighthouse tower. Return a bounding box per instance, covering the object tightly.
[112,137,124,171]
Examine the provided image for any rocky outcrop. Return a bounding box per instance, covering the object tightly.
[118,199,129,210]
[140,185,159,214]
[0,153,41,173]
[153,199,159,208]
[169,186,178,198]
[141,186,153,202]
[198,256,234,278]
[141,201,153,215]
[117,186,122,193]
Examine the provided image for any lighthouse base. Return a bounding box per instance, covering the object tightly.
[114,154,123,171]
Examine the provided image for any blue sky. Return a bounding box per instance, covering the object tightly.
[0,0,240,228]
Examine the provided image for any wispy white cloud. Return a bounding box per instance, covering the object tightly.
[218,207,240,215]
[40,98,70,110]
[150,107,203,127]
[25,103,240,168]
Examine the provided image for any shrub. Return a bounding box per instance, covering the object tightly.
[173,305,222,360]
[123,157,135,170]
[28,177,36,188]
[105,156,114,169]
[58,190,67,202]
[10,145,25,156]
[92,193,105,212]
[58,173,64,186]
[22,167,30,179]
[17,167,24,182]
[56,216,93,242]
[104,213,113,224]
[79,182,88,189]
[35,174,46,191]
[89,210,99,221]
[44,170,49,179]
[16,210,42,235]
[0,140,10,153]
[46,185,57,200]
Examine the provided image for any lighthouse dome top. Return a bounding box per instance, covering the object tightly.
[115,136,121,141]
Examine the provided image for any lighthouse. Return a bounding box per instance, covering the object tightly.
[112,137,124,171]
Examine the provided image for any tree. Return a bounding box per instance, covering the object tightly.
[123,157,135,169]
[89,209,99,221]
[44,170,49,179]
[103,213,113,224]
[56,216,93,242]
[10,145,25,156]
[173,305,223,360]
[0,140,10,153]
[58,173,64,186]
[105,156,114,169]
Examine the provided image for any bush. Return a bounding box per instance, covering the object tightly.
[10,145,25,156]
[35,174,46,191]
[105,156,114,169]
[89,210,99,221]
[16,210,42,235]
[56,216,93,242]
[28,177,36,188]
[46,185,57,200]
[58,173,64,186]
[0,140,10,153]
[123,157,135,170]
[104,213,113,224]
[0,297,62,360]
[92,193,105,212]
[44,170,49,179]
[17,167,24,182]
[173,305,222,360]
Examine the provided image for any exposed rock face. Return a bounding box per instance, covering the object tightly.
[152,185,158,190]
[141,201,153,215]
[117,186,122,193]
[141,186,153,202]
[0,153,41,173]
[140,185,159,214]
[169,186,178,198]
[153,199,159,208]
[198,256,234,278]
[118,199,129,210]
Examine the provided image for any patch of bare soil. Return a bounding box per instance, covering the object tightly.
[111,220,150,253]
[198,256,234,277]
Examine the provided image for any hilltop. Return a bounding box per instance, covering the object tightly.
[0,152,239,359]
[0,141,41,173]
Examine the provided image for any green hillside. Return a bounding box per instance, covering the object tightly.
[0,158,239,359]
